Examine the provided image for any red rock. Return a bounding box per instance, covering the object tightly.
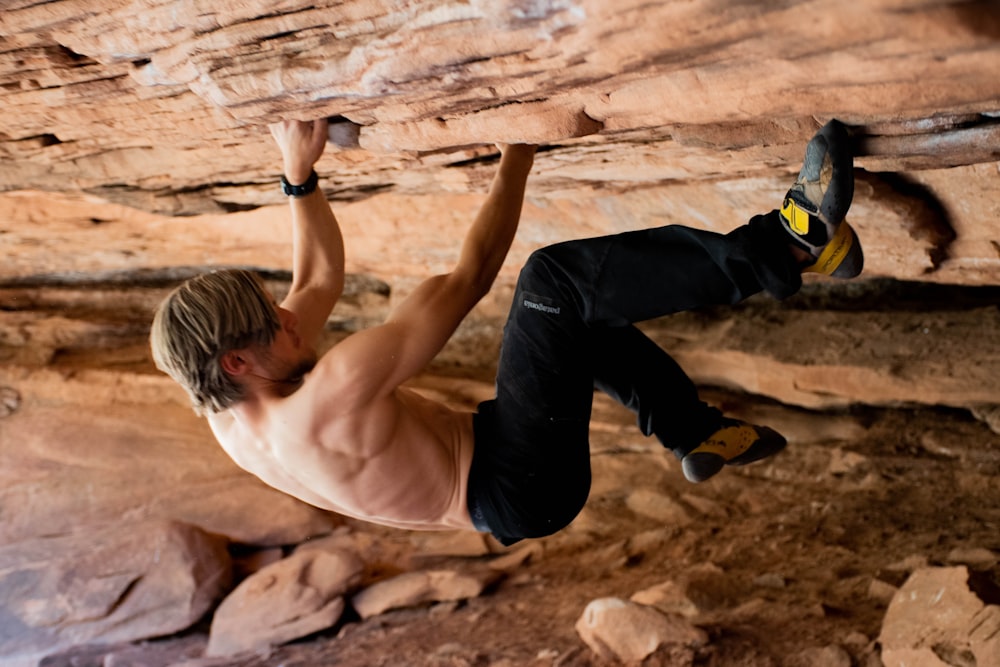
[575,597,708,663]
[351,568,503,620]
[879,566,1000,667]
[206,548,364,657]
[0,520,231,666]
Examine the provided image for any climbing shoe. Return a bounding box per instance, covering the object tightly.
[681,419,787,483]
[779,119,864,279]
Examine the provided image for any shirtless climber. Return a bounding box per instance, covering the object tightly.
[151,118,862,546]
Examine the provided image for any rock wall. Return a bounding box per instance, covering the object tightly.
[1,1,999,665]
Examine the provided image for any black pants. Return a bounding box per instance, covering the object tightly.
[467,212,802,545]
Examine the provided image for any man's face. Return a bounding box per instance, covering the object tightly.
[259,305,318,384]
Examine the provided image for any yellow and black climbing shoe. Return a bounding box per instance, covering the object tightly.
[779,119,864,279]
[681,420,787,483]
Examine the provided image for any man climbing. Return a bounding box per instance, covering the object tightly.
[151,119,862,545]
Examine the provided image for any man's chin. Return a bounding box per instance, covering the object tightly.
[288,355,318,384]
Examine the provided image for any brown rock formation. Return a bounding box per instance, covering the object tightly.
[206,548,365,656]
[0,1,999,665]
[880,566,1000,666]
[0,520,231,665]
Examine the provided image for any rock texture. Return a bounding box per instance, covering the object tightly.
[351,566,503,620]
[206,548,364,656]
[0,520,231,666]
[0,1,999,665]
[575,597,708,663]
[879,566,1000,667]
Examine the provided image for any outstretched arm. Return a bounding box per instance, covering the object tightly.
[269,119,345,348]
[318,144,537,410]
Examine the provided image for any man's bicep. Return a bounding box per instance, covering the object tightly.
[332,274,480,401]
[319,322,435,408]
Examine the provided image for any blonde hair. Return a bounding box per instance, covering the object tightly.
[150,269,279,415]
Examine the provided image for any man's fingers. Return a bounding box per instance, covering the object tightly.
[270,119,328,174]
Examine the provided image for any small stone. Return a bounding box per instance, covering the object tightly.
[867,578,898,604]
[945,546,998,569]
[625,489,693,525]
[351,568,502,620]
[785,644,852,667]
[827,447,868,475]
[488,542,544,572]
[631,580,701,618]
[575,597,708,663]
[753,572,787,589]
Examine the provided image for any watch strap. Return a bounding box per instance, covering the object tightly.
[280,169,319,197]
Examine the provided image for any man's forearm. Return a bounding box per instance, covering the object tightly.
[289,186,345,300]
[457,146,536,296]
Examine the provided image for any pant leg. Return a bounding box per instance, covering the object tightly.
[467,213,801,542]
[590,325,722,458]
[533,212,802,328]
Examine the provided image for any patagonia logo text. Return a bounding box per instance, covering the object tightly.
[522,299,560,315]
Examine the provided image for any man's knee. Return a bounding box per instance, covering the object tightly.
[518,246,562,292]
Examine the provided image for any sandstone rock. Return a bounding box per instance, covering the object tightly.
[679,563,738,612]
[867,578,899,605]
[946,547,999,569]
[351,568,503,620]
[630,580,701,619]
[879,566,1000,667]
[206,548,364,657]
[0,366,340,547]
[487,542,545,573]
[625,489,694,525]
[753,573,787,590]
[664,304,1000,411]
[405,530,496,560]
[38,635,207,667]
[785,644,852,667]
[574,597,708,663]
[0,520,231,666]
[971,404,1000,436]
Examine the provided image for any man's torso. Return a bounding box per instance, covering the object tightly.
[208,384,477,531]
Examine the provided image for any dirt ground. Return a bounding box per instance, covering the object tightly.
[307,401,1000,666]
[71,385,996,667]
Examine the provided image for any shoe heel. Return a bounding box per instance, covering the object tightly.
[804,221,864,278]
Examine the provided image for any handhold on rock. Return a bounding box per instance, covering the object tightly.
[327,116,362,148]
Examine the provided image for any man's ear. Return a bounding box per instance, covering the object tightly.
[220,350,250,377]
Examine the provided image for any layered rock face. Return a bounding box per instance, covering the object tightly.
[1,1,999,665]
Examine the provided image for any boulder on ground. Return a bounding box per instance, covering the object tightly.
[207,547,364,657]
[879,565,1000,667]
[0,520,232,666]
[575,597,708,664]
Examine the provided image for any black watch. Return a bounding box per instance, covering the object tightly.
[280,169,319,197]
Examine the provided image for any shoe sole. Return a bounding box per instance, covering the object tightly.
[681,426,788,483]
[781,120,857,260]
[805,119,855,226]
